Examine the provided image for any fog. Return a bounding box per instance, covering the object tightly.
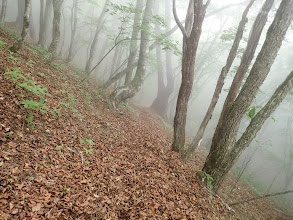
[3,0,293,211]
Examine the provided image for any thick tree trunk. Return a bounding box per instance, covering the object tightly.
[47,0,63,61]
[84,0,110,74]
[109,0,154,107]
[184,0,255,159]
[203,0,293,192]
[211,0,274,153]
[9,0,30,53]
[151,0,174,120]
[171,0,210,153]
[38,0,52,47]
[124,0,143,84]
[66,0,78,62]
[0,0,7,28]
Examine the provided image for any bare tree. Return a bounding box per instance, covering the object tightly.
[9,0,31,53]
[171,0,211,153]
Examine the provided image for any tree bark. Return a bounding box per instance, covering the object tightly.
[184,0,256,160]
[84,0,110,74]
[202,0,293,192]
[171,0,210,153]
[124,0,143,84]
[66,0,78,62]
[0,0,7,28]
[9,0,30,53]
[38,0,52,47]
[109,0,155,107]
[211,0,275,154]
[47,0,63,61]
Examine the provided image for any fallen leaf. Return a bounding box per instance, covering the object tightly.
[32,203,42,212]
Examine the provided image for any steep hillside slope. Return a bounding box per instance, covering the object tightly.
[0,28,290,219]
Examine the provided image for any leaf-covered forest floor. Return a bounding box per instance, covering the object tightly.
[0,27,291,219]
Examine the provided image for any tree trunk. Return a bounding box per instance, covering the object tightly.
[66,0,78,62]
[184,0,256,160]
[102,2,243,89]
[9,0,30,53]
[47,0,63,61]
[0,0,7,28]
[29,1,36,41]
[124,0,143,84]
[109,0,155,107]
[16,0,25,28]
[202,0,293,192]
[38,0,52,47]
[84,0,110,74]
[151,0,174,120]
[171,0,210,153]
[211,0,275,154]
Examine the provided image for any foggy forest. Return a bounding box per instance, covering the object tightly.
[0,0,293,219]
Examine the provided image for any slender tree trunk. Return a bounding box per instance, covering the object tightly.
[211,0,274,154]
[124,0,143,84]
[66,0,78,62]
[184,0,256,159]
[38,0,52,47]
[109,0,155,107]
[47,0,63,60]
[29,1,36,41]
[171,0,210,153]
[9,0,30,53]
[151,0,174,120]
[0,0,7,28]
[16,0,25,28]
[202,0,293,192]
[84,0,110,74]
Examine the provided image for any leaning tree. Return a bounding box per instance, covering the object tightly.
[202,0,293,191]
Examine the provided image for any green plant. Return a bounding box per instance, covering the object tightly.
[68,94,77,103]
[55,146,62,151]
[84,160,90,165]
[52,108,61,117]
[203,172,214,189]
[25,112,34,129]
[246,106,262,119]
[28,176,35,181]
[59,102,70,107]
[0,38,7,48]
[80,139,95,145]
[61,189,68,195]
[21,98,49,113]
[26,59,36,68]
[84,147,93,155]
[4,68,26,82]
